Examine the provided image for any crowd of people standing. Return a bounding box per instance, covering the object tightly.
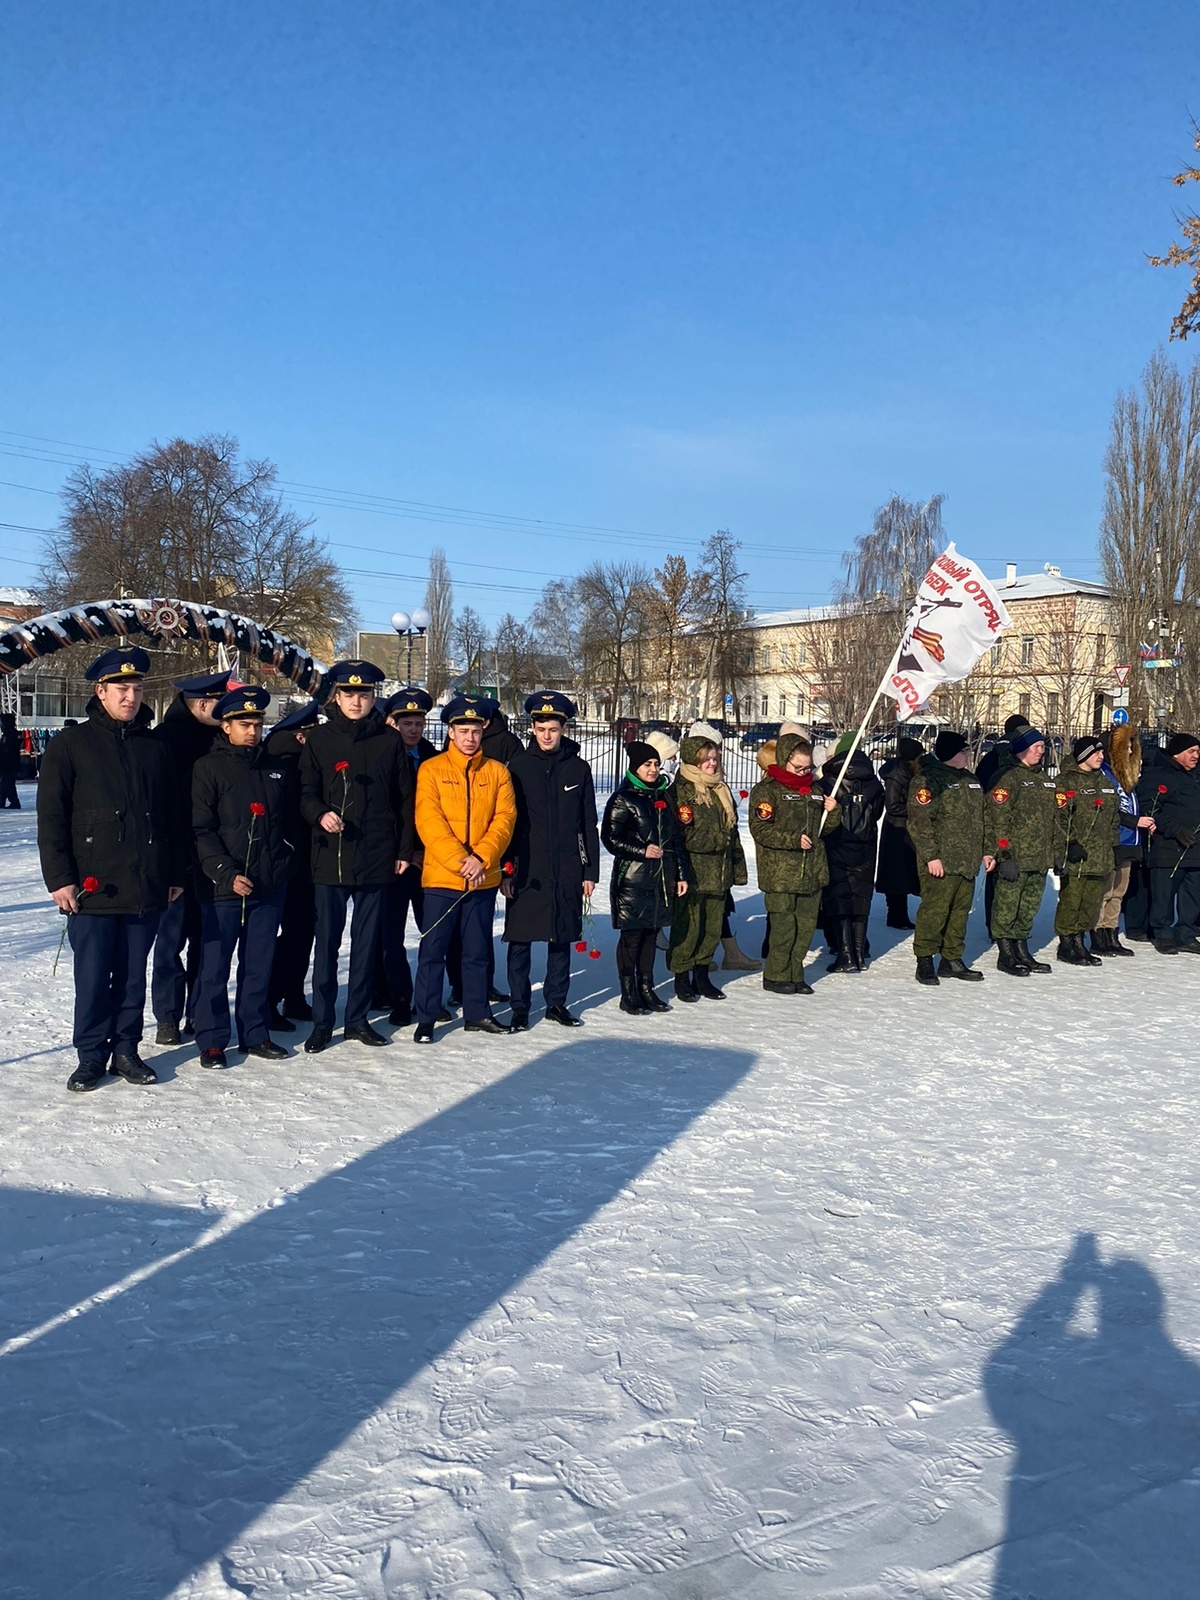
[29,645,1200,1093]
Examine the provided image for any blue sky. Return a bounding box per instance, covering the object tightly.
[0,0,1195,633]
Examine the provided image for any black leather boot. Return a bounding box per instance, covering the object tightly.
[1077,932,1103,967]
[826,922,855,973]
[996,938,1031,976]
[850,920,869,971]
[692,965,725,999]
[639,976,670,1012]
[674,971,699,1002]
[110,1053,158,1085]
[619,974,647,1015]
[939,956,984,982]
[1016,938,1051,974]
[1105,929,1135,957]
[915,955,940,986]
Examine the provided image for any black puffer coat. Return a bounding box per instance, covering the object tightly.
[875,755,921,898]
[37,699,185,914]
[601,775,689,930]
[264,725,312,880]
[192,735,296,900]
[152,695,221,866]
[1137,754,1200,871]
[503,738,600,944]
[482,713,523,766]
[299,706,416,887]
[820,749,884,919]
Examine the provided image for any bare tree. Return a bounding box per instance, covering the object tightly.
[839,492,945,612]
[493,611,537,711]
[634,554,710,722]
[452,605,491,685]
[39,435,355,680]
[1149,122,1200,342]
[1100,350,1200,727]
[530,578,585,678]
[693,531,749,722]
[575,560,652,720]
[423,547,454,697]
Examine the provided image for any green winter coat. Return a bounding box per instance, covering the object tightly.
[668,770,748,897]
[1053,760,1120,880]
[985,760,1058,875]
[906,757,987,877]
[748,733,841,895]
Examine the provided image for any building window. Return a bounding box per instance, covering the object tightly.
[988,692,1001,723]
[831,638,841,664]
[780,644,789,668]
[1095,634,1107,667]
[991,640,1004,666]
[1047,692,1060,727]
[778,695,787,718]
[1020,636,1035,667]
[796,641,807,667]
[1018,692,1031,718]
[1049,632,1064,665]
[795,696,806,721]
[742,695,753,718]
[760,646,771,671]
[760,694,769,717]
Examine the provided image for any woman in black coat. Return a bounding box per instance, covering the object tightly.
[875,736,924,928]
[820,744,885,972]
[600,741,689,1015]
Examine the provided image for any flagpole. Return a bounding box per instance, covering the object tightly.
[816,667,893,833]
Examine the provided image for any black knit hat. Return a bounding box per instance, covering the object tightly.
[1072,735,1104,764]
[898,736,924,762]
[625,740,659,773]
[1011,726,1045,757]
[1003,714,1032,737]
[1165,732,1200,757]
[934,731,968,762]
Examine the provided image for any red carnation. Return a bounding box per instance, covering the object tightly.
[81,876,100,895]
[739,789,749,799]
[589,948,601,959]
[335,760,350,773]
[654,799,667,809]
[249,801,266,817]
[997,838,1009,850]
[574,940,587,952]
[503,860,515,875]
[1065,790,1076,800]
[1159,784,1169,794]
[1093,796,1104,808]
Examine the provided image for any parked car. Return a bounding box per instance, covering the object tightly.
[739,721,781,750]
[640,719,683,741]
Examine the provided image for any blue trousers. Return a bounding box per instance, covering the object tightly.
[68,911,161,1065]
[269,873,316,1009]
[312,884,386,1031]
[381,865,424,1007]
[506,940,571,1012]
[193,890,286,1052]
[414,887,497,1024]
[151,886,203,1025]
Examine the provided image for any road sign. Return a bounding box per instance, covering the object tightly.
[1111,687,1129,709]
[1114,664,1130,687]
[1112,708,1130,725]
[724,692,734,708]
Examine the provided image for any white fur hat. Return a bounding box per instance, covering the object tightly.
[688,720,726,744]
[645,729,679,762]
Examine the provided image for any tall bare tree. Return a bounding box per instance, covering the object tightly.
[634,554,710,722]
[576,560,652,719]
[1149,122,1200,342]
[530,577,586,679]
[493,611,537,711]
[423,547,454,697]
[452,605,491,685]
[1100,350,1200,727]
[39,435,355,680]
[694,531,748,722]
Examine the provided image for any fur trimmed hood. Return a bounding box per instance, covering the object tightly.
[1106,721,1141,794]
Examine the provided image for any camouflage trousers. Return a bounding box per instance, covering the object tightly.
[667,890,725,973]
[763,891,821,984]
[913,870,976,960]
[990,870,1047,940]
[1055,873,1106,937]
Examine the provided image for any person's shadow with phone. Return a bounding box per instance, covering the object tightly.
[985,1232,1200,1599]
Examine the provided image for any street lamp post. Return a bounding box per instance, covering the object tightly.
[391,607,431,687]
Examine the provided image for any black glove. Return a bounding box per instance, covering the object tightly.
[1066,840,1087,864]
[1176,826,1196,849]
[999,859,1020,881]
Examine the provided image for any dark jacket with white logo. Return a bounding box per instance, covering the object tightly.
[503,738,600,944]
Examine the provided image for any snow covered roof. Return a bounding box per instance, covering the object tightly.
[0,587,41,608]
[750,567,1108,627]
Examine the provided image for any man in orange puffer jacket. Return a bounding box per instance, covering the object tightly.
[412,694,517,1042]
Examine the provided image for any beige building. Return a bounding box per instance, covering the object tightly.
[737,565,1124,735]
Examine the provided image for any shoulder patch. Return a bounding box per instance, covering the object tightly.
[677,802,694,825]
[1055,790,1069,807]
[991,787,1010,804]
[913,786,933,806]
[755,800,774,821]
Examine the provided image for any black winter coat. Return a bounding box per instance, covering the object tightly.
[37,699,185,915]
[264,726,312,880]
[875,756,920,898]
[1137,755,1200,870]
[152,695,221,870]
[299,706,416,887]
[502,738,600,944]
[0,723,19,775]
[192,736,297,900]
[820,749,884,919]
[601,776,689,930]
[482,714,524,766]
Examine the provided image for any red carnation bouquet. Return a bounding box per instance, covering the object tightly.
[53,876,100,977]
[334,760,351,882]
[243,801,267,924]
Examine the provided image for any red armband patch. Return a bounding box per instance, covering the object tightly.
[677,803,694,825]
[1055,791,1069,808]
[755,800,774,821]
[991,787,1010,804]
[913,786,933,806]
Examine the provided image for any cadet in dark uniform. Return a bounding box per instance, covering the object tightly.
[190,685,295,1067]
[501,692,600,1030]
[265,698,319,1027]
[906,731,994,985]
[299,661,415,1052]
[1136,731,1200,954]
[1053,736,1120,967]
[875,736,924,928]
[37,647,185,1092]
[985,726,1057,976]
[150,667,230,1043]
[747,732,840,995]
[378,687,438,1024]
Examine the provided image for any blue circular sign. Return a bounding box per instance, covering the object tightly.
[1112,708,1130,725]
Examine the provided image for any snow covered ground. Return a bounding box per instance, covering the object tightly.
[3,786,1200,1600]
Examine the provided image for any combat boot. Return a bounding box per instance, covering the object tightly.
[692,966,726,1000]
[673,971,699,1003]
[939,956,984,982]
[915,955,940,986]
[996,938,1031,976]
[1105,930,1135,957]
[1016,938,1051,974]
[1077,932,1103,967]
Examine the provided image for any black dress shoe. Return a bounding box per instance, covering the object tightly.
[389,1003,412,1026]
[283,997,314,1021]
[304,1027,332,1054]
[464,1016,512,1035]
[510,1010,530,1031]
[344,1022,390,1046]
[436,1008,452,1023]
[155,1021,181,1046]
[199,1048,229,1069]
[447,992,462,1009]
[487,986,510,1003]
[67,1060,107,1093]
[413,1022,435,1043]
[268,1006,296,1032]
[182,1018,194,1036]
[763,978,796,994]
[244,1039,288,1060]
[110,1053,159,1085]
[545,1004,582,1027]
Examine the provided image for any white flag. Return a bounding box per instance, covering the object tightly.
[881,543,1011,722]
